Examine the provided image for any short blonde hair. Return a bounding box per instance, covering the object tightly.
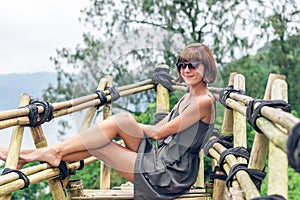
[177,43,217,83]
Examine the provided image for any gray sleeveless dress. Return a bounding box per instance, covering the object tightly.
[134,98,215,199]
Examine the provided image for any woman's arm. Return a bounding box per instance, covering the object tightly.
[148,95,215,140]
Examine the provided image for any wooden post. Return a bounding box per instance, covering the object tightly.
[221,72,237,136]
[233,74,247,149]
[100,75,112,190]
[1,93,30,200]
[249,74,285,170]
[267,79,288,198]
[79,78,108,132]
[212,73,236,200]
[195,149,205,189]
[230,74,247,199]
[65,78,107,194]
[155,64,170,114]
[67,180,83,200]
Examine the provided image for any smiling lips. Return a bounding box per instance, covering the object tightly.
[183,74,194,79]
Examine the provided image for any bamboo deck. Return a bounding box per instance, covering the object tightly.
[71,189,211,200]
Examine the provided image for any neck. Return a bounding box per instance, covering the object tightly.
[188,81,208,97]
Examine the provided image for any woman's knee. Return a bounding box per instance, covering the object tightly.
[111,113,142,137]
[113,113,136,126]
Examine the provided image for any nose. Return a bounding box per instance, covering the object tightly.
[183,66,191,72]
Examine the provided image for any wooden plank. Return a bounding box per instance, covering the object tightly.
[71,189,211,200]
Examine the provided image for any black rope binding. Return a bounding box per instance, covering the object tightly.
[95,90,108,109]
[151,67,174,92]
[209,166,227,181]
[251,194,287,200]
[219,147,250,172]
[24,99,54,127]
[2,168,30,189]
[153,112,168,125]
[225,163,266,190]
[219,85,245,109]
[287,121,300,172]
[68,160,84,176]
[105,86,120,102]
[203,135,233,158]
[77,160,85,170]
[246,99,291,133]
[58,161,69,180]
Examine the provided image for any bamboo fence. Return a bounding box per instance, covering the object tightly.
[0,68,299,200]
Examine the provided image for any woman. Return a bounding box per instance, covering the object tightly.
[20,43,218,199]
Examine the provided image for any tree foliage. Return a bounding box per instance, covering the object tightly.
[43,0,300,112]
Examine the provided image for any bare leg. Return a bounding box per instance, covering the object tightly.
[89,142,137,182]
[20,113,144,167]
[56,142,137,182]
[0,147,8,161]
[63,150,92,162]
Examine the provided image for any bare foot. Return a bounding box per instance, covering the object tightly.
[0,147,8,161]
[19,147,62,167]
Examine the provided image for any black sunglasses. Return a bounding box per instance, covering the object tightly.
[176,61,201,71]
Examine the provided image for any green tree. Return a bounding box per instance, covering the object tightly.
[44,0,300,104]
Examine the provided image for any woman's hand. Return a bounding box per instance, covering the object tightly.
[138,123,163,140]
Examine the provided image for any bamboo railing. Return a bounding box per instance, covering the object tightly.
[0,67,299,200]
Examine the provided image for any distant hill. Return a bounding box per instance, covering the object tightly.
[0,72,57,111]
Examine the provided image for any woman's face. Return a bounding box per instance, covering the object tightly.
[178,61,205,86]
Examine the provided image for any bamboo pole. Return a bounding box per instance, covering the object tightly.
[224,97,288,153]
[0,83,155,130]
[221,72,237,136]
[63,78,107,196]
[172,84,222,94]
[231,74,247,199]
[67,180,83,200]
[233,74,247,149]
[79,78,108,132]
[0,157,98,187]
[0,79,151,121]
[117,79,152,91]
[100,76,112,190]
[212,73,237,200]
[0,163,49,185]
[195,149,205,189]
[207,143,259,200]
[0,157,98,196]
[171,85,187,92]
[1,93,30,200]
[155,65,170,114]
[248,74,284,170]
[213,143,261,200]
[227,92,299,131]
[267,79,288,198]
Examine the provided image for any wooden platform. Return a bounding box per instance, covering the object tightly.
[71,189,211,200]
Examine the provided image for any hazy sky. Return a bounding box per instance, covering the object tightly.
[0,0,89,74]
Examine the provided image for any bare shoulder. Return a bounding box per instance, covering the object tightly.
[196,93,215,108]
[196,94,215,123]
